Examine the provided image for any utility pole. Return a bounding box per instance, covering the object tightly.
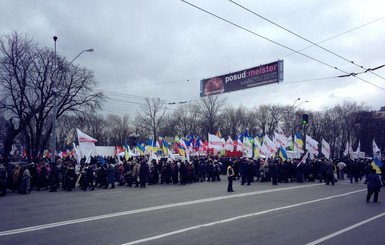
[51,36,58,164]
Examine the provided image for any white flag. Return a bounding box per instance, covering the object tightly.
[300,151,309,164]
[243,137,253,158]
[274,131,288,148]
[355,140,361,154]
[225,137,234,151]
[306,135,319,155]
[76,128,97,163]
[208,133,225,151]
[321,139,331,160]
[263,135,278,155]
[343,141,353,156]
[255,138,269,157]
[373,139,381,154]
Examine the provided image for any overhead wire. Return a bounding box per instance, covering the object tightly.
[229,0,385,81]
[99,89,183,116]
[180,0,385,91]
[97,10,385,94]
[98,78,200,90]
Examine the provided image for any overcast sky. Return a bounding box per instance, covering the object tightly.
[1,0,385,117]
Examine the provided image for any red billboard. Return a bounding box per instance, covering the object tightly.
[200,60,284,97]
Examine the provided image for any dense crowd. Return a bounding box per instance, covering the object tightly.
[0,155,384,197]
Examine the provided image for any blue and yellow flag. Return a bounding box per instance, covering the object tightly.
[371,156,383,174]
[136,144,145,155]
[124,144,130,161]
[177,143,185,156]
[159,137,169,156]
[279,146,288,161]
[295,131,304,149]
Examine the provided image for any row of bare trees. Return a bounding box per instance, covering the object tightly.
[0,32,384,162]
[53,97,385,160]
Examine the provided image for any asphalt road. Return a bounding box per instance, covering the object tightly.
[0,178,384,245]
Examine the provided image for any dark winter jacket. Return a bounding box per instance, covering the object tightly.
[367,173,382,192]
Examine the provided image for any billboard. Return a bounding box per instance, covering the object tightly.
[200,60,284,97]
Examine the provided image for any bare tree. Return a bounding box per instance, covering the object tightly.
[195,95,226,138]
[317,109,342,158]
[0,32,104,161]
[334,101,366,152]
[253,105,284,136]
[136,97,166,141]
[103,114,131,146]
[169,103,200,137]
[221,105,250,139]
[159,114,179,138]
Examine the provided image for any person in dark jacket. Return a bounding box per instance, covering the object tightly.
[37,163,48,191]
[366,168,382,203]
[239,158,248,185]
[63,163,76,191]
[270,160,279,185]
[139,161,149,188]
[0,164,7,196]
[325,161,335,186]
[105,163,115,189]
[49,162,59,192]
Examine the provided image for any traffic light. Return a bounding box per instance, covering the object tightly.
[302,114,309,124]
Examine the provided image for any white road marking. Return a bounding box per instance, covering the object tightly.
[93,191,123,196]
[306,211,385,245]
[0,184,321,236]
[120,189,365,245]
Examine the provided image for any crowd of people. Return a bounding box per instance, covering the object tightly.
[0,155,384,201]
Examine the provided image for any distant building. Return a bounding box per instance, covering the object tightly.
[376,106,385,118]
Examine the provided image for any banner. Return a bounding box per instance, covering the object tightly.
[200,60,284,97]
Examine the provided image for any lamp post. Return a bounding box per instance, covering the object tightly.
[291,98,301,110]
[287,98,300,140]
[289,99,309,159]
[50,37,94,163]
[51,36,58,164]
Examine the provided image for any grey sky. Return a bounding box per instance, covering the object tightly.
[1,0,385,116]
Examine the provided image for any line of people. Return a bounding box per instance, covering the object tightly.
[1,155,384,198]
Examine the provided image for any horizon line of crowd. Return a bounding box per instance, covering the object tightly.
[0,155,384,197]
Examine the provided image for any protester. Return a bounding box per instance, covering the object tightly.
[227,162,234,192]
[63,162,76,191]
[270,159,279,185]
[366,168,382,203]
[20,166,32,194]
[12,165,21,193]
[139,160,149,188]
[0,164,7,196]
[336,160,347,180]
[105,162,116,189]
[49,161,59,192]
[325,160,336,186]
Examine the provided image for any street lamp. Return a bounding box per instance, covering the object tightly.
[291,98,300,110]
[51,37,94,163]
[287,98,300,136]
[295,100,309,109]
[69,49,94,65]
